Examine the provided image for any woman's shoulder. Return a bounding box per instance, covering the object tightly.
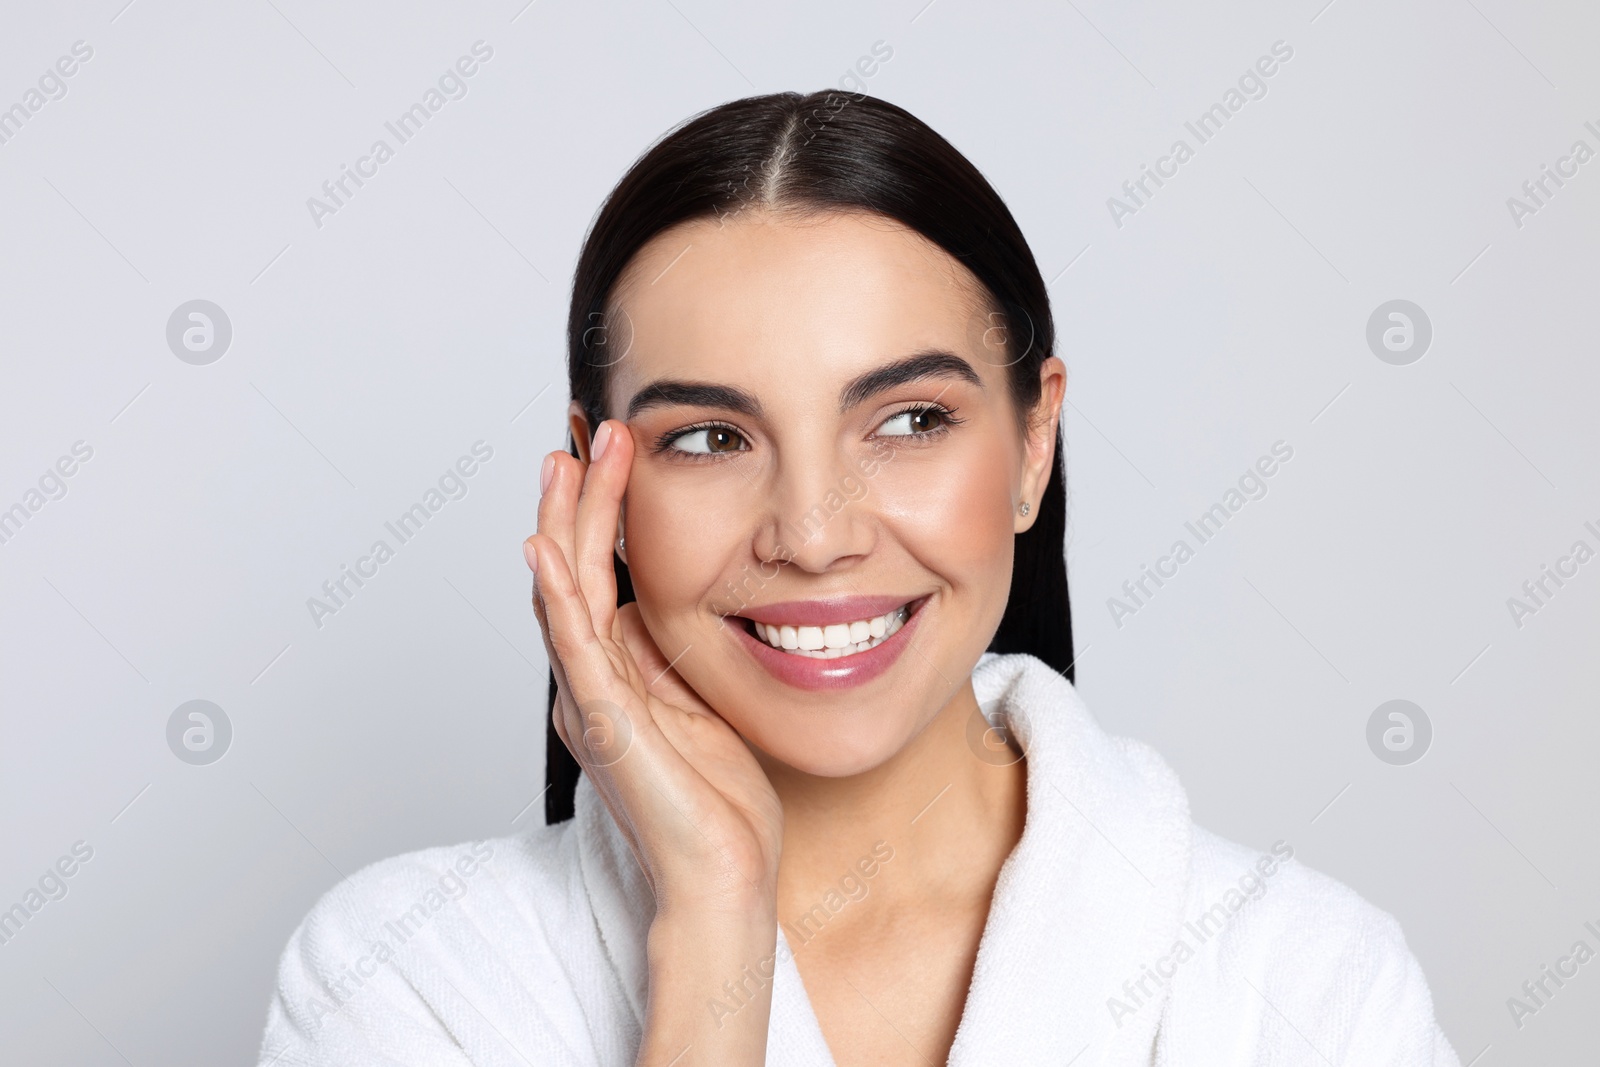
[258,822,629,1065]
[1183,826,1400,959]
[1164,826,1461,1065]
[283,823,582,955]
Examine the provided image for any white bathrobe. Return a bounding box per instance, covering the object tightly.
[258,652,1462,1065]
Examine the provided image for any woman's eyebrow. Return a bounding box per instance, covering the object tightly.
[837,350,983,411]
[623,350,983,421]
[625,381,764,421]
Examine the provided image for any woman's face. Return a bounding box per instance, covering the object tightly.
[577,208,1063,778]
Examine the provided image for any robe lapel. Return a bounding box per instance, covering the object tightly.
[946,653,1193,1066]
[573,777,653,1027]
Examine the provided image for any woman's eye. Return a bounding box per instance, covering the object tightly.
[877,407,947,437]
[669,425,747,455]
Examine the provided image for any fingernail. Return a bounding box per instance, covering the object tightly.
[592,420,613,460]
[522,538,539,575]
[540,453,555,495]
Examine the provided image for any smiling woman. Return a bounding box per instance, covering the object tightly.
[257,92,1461,1067]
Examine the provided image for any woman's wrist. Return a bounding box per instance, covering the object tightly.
[647,895,776,947]
[638,904,779,1066]
[646,900,779,991]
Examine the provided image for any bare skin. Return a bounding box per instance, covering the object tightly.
[524,207,1064,1065]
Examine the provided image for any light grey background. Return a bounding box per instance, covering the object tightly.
[1,0,1595,1062]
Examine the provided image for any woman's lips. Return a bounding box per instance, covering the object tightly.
[724,596,928,691]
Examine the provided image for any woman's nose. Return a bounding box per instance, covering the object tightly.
[751,458,879,573]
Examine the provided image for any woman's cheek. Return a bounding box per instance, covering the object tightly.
[874,442,1015,569]
[620,480,731,602]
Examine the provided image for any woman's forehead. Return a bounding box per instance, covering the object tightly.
[603,210,998,407]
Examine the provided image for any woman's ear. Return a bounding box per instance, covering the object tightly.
[568,401,595,463]
[1017,357,1066,531]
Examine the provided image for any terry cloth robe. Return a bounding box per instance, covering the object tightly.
[258,651,1463,1066]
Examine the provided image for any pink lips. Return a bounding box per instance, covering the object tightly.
[723,595,926,691]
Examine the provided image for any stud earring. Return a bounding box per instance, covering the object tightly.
[1018,501,1031,517]
[617,536,626,554]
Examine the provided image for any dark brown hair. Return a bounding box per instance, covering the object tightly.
[547,90,1073,823]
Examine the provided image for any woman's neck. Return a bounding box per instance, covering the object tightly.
[762,675,1028,925]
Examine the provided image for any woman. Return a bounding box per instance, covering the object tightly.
[259,91,1460,1066]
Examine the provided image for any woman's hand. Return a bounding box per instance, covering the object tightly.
[524,418,782,1065]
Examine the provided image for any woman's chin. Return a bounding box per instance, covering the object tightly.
[739,718,919,780]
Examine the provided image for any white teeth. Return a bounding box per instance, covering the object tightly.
[750,604,910,659]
